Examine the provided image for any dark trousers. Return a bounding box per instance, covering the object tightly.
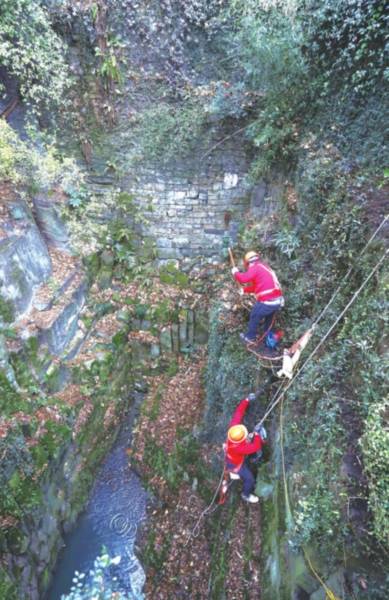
[227,461,255,496]
[246,301,281,341]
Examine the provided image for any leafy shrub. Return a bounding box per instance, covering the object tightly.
[65,185,90,210]
[0,293,15,323]
[220,2,309,174]
[273,228,300,258]
[132,98,209,164]
[301,0,388,96]
[0,119,85,194]
[62,553,131,600]
[0,0,71,119]
[361,400,389,546]
[159,263,189,288]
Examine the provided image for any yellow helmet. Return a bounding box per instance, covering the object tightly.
[228,424,248,443]
[244,251,259,265]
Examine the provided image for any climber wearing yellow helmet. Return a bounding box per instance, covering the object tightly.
[224,394,267,503]
[232,250,284,344]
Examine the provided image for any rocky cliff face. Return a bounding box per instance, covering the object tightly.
[0,170,213,598]
[200,153,388,599]
[0,199,52,322]
[1,2,387,599]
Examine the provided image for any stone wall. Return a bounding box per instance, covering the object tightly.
[121,148,251,262]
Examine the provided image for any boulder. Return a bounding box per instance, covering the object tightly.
[32,193,70,252]
[0,225,51,320]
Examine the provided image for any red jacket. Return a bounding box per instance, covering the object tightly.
[225,398,262,470]
[234,260,282,302]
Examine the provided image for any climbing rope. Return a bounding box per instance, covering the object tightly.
[313,214,388,328]
[276,248,387,600]
[188,227,387,543]
[245,214,388,363]
[185,465,226,543]
[254,246,388,429]
[303,550,343,600]
[245,313,278,356]
[279,398,342,599]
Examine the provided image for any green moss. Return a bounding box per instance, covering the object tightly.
[83,253,101,281]
[149,299,177,325]
[0,295,15,323]
[1,468,42,520]
[0,566,18,600]
[145,384,164,421]
[44,365,65,393]
[159,263,189,288]
[32,422,72,468]
[208,494,239,598]
[0,296,14,323]
[0,372,26,415]
[141,436,210,495]
[117,191,135,209]
[166,359,179,378]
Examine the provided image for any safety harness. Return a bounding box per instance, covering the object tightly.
[254,261,283,301]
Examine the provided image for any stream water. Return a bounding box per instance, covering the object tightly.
[46,395,148,599]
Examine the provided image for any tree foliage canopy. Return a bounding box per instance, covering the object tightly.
[0,0,71,118]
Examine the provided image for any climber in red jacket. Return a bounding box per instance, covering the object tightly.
[232,250,284,344]
[224,394,266,503]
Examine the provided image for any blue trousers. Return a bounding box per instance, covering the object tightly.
[246,301,281,341]
[227,461,255,496]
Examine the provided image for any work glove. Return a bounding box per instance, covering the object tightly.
[254,424,267,440]
[238,287,244,295]
[247,393,256,402]
[231,267,239,275]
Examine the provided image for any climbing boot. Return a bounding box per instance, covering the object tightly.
[229,472,240,480]
[239,333,255,346]
[241,493,259,504]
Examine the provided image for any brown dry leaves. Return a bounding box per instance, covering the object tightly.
[134,353,206,460]
[0,402,65,444]
[12,248,82,339]
[145,485,212,600]
[53,383,93,440]
[0,382,87,442]
[132,352,215,598]
[225,504,262,600]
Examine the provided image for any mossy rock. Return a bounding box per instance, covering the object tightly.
[129,339,153,364]
[0,566,18,600]
[0,295,15,323]
[97,266,113,289]
[159,262,189,288]
[290,554,319,596]
[194,311,209,345]
[115,309,132,324]
[255,464,274,499]
[83,253,100,279]
[310,570,345,599]
[100,249,115,267]
[159,328,173,353]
